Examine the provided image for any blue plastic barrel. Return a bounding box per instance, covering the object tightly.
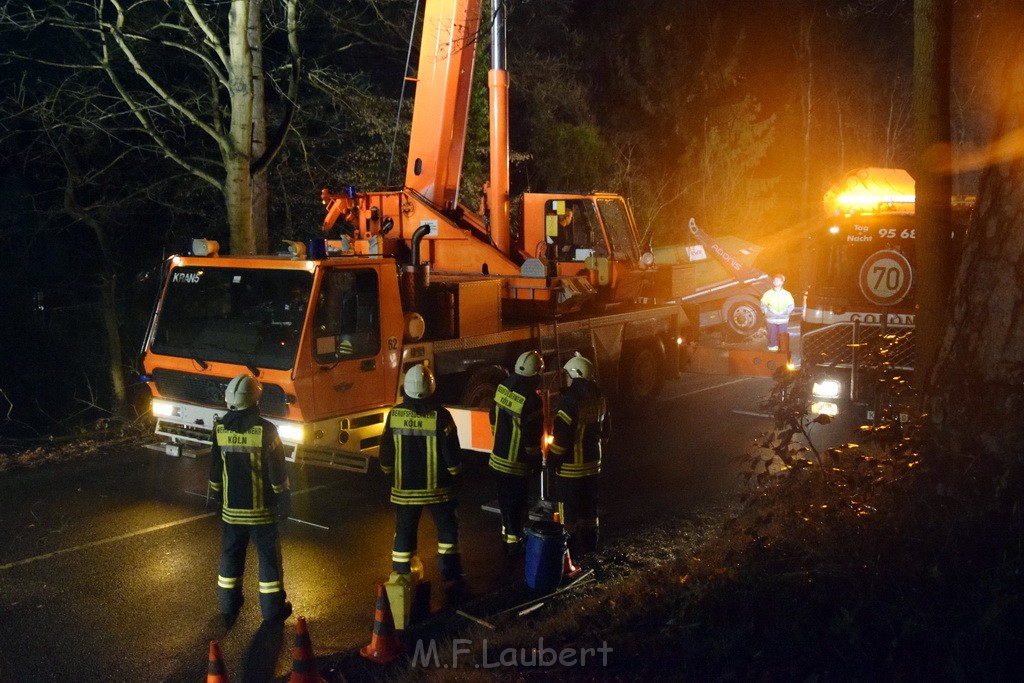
[524,521,566,593]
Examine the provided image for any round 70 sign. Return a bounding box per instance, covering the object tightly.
[859,249,913,306]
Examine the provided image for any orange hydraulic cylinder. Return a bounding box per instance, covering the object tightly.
[488,68,510,258]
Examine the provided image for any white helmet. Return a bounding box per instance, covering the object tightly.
[225,373,263,410]
[404,363,436,399]
[563,353,593,381]
[514,350,544,377]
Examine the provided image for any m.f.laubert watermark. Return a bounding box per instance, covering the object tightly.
[412,637,612,669]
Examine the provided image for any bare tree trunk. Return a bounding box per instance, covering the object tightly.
[929,20,1024,464]
[249,0,269,253]
[913,0,953,395]
[226,0,255,254]
[63,177,127,416]
[798,13,814,212]
[833,89,845,172]
[98,274,126,414]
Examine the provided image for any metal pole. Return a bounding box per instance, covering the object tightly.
[539,387,551,503]
[850,320,859,401]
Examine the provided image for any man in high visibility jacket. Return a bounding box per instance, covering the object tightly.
[760,273,795,352]
[209,373,292,627]
[380,363,464,581]
[489,351,545,558]
[548,353,609,556]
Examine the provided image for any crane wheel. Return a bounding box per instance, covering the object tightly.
[459,365,509,410]
[617,340,665,415]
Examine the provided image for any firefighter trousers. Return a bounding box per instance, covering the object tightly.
[555,474,600,555]
[493,470,530,549]
[392,501,463,580]
[218,522,287,620]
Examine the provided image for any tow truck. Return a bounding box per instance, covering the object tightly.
[651,218,770,339]
[801,167,972,420]
[140,0,683,470]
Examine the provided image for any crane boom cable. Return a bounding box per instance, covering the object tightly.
[386,2,421,187]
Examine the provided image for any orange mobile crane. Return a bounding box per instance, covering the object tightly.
[141,0,684,470]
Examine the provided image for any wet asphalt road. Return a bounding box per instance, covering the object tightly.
[0,371,816,682]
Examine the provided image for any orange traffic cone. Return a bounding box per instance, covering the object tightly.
[359,584,403,664]
[563,547,582,579]
[288,616,327,683]
[207,640,230,683]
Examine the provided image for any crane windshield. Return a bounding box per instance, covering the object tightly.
[597,198,640,261]
[151,266,314,370]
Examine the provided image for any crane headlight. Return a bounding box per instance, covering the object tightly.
[152,399,177,417]
[277,423,305,444]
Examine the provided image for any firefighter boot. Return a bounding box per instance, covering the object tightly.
[221,596,243,629]
[504,537,525,560]
[264,601,293,623]
[222,609,241,630]
[440,552,465,583]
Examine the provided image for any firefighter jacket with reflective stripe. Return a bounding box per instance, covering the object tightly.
[209,409,289,525]
[549,379,609,479]
[488,374,544,477]
[760,288,795,325]
[379,398,462,505]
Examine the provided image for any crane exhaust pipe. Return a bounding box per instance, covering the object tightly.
[402,224,432,312]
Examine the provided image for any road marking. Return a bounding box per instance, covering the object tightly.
[286,517,329,530]
[184,483,330,499]
[182,481,329,528]
[2,482,338,571]
[732,410,773,418]
[291,484,332,496]
[663,377,752,401]
[0,512,215,571]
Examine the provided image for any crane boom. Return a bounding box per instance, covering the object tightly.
[404,0,482,211]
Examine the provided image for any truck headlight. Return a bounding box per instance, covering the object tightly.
[152,399,176,417]
[277,424,305,444]
[812,379,841,399]
[810,401,839,416]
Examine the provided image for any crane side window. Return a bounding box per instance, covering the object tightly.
[313,268,380,363]
[551,200,604,261]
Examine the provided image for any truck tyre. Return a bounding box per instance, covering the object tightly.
[618,340,665,414]
[459,365,509,410]
[724,296,763,340]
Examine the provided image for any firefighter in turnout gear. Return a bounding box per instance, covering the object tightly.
[489,350,545,558]
[548,353,609,556]
[209,373,292,626]
[380,363,465,581]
